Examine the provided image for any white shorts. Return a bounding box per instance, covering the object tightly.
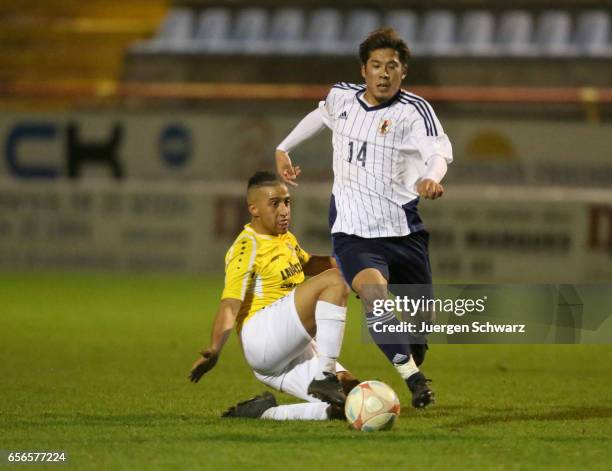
[240,290,345,402]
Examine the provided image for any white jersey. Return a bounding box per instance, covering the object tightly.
[320,82,453,238]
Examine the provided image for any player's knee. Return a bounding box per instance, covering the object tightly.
[357,284,388,313]
[323,268,350,299]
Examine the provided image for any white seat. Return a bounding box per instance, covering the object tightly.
[192,8,232,53]
[229,8,269,53]
[269,8,305,41]
[458,10,495,56]
[496,10,534,56]
[302,9,343,54]
[574,10,610,56]
[383,10,419,53]
[419,10,457,56]
[534,10,572,56]
[267,8,307,54]
[336,9,380,55]
[137,8,195,52]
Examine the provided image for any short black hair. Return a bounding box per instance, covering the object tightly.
[247,171,281,191]
[359,27,410,66]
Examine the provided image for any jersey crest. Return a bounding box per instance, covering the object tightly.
[378,118,392,135]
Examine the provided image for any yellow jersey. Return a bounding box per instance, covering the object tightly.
[221,224,311,332]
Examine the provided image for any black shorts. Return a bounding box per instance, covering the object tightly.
[332,231,432,288]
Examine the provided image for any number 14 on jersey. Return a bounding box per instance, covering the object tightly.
[348,141,367,167]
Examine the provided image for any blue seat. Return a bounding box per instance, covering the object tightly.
[534,10,572,56]
[458,10,496,56]
[228,8,269,54]
[303,9,343,54]
[383,10,419,53]
[336,9,380,55]
[496,10,534,56]
[135,8,195,53]
[267,8,307,54]
[419,10,457,56]
[192,8,232,53]
[574,10,610,56]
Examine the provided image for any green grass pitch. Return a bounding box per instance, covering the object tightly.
[1,273,611,470]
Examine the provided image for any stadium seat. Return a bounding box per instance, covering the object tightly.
[303,9,343,54]
[191,8,232,53]
[534,10,572,56]
[458,10,496,56]
[496,10,534,56]
[131,5,612,60]
[419,10,457,56]
[228,8,269,54]
[267,8,307,55]
[383,10,419,53]
[336,9,380,55]
[573,10,610,56]
[135,8,194,53]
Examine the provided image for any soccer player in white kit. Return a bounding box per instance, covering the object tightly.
[275,28,453,408]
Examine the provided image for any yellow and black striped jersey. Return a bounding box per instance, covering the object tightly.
[221,224,311,332]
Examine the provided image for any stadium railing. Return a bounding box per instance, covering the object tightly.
[1,81,611,123]
[2,81,610,125]
[2,81,612,103]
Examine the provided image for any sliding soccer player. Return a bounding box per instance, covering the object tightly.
[190,172,358,419]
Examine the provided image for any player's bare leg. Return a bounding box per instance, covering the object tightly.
[224,270,356,421]
[293,268,350,406]
[294,268,349,333]
[352,268,434,408]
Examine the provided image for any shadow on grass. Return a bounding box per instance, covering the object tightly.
[5,406,610,444]
[0,413,203,428]
[1,412,504,445]
[183,430,491,444]
[445,406,612,429]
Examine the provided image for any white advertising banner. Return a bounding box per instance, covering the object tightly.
[1,111,612,186]
[1,181,611,282]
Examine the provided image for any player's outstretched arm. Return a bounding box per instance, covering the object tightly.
[275,107,329,186]
[416,154,448,200]
[416,178,444,200]
[275,149,301,187]
[189,298,241,383]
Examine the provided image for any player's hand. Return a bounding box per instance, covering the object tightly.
[189,348,219,383]
[416,179,444,200]
[275,149,301,187]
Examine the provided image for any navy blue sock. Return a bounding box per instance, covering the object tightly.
[366,311,411,365]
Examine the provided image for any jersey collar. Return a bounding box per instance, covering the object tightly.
[356,89,401,112]
[244,224,275,240]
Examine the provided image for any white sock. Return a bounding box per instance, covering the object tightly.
[395,355,420,380]
[260,402,330,420]
[313,301,346,380]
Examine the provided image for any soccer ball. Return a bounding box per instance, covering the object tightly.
[344,380,400,431]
